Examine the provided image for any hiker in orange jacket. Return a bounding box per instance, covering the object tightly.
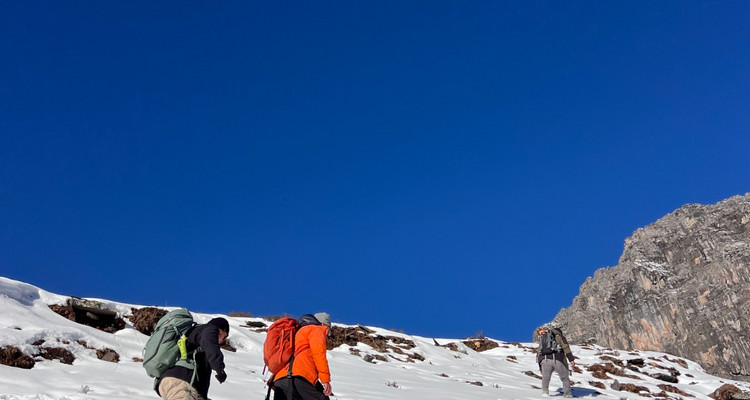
[273,313,333,400]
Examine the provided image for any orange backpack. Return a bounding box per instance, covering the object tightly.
[263,317,300,376]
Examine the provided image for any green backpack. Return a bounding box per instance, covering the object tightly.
[142,308,198,382]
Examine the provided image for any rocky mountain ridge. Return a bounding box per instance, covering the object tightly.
[554,194,750,381]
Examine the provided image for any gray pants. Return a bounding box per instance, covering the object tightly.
[541,358,571,396]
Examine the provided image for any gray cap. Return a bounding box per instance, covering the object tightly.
[314,312,331,328]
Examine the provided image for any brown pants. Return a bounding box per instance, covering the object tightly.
[158,377,206,400]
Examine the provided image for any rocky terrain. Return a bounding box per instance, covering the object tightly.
[555,194,750,381]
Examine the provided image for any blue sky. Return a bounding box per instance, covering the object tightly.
[1,1,748,342]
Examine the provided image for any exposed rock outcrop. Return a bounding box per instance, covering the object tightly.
[554,194,750,381]
[49,297,126,333]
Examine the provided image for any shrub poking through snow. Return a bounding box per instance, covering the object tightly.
[462,337,499,352]
[328,325,422,363]
[0,346,35,369]
[658,384,693,397]
[128,307,167,335]
[39,347,75,364]
[241,320,267,332]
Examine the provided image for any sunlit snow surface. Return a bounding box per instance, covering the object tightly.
[1,277,748,400]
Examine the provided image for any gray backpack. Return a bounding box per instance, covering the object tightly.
[538,327,561,355]
[142,308,198,380]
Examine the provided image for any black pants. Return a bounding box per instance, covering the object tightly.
[273,377,329,400]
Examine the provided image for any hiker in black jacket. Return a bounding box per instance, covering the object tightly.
[158,317,230,400]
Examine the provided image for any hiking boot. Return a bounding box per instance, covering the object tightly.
[563,394,573,398]
[542,389,549,396]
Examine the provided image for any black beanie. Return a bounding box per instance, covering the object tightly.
[208,317,229,333]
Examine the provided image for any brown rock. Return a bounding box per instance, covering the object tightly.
[555,194,750,381]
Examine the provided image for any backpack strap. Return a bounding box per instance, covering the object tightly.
[287,328,297,400]
[174,327,201,387]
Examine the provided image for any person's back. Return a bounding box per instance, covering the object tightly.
[536,325,575,398]
[158,318,229,400]
[272,313,333,400]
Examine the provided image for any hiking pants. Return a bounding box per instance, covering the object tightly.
[158,377,205,400]
[273,377,329,400]
[541,358,571,396]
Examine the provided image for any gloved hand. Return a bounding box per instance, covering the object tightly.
[215,369,227,383]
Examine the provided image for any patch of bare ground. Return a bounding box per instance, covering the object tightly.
[628,358,646,368]
[39,347,75,364]
[623,358,679,383]
[462,337,499,352]
[663,356,688,369]
[128,307,167,335]
[328,325,423,363]
[221,342,237,352]
[0,346,35,369]
[508,342,529,350]
[612,380,651,396]
[241,320,267,332]
[658,384,694,397]
[76,340,119,362]
[228,311,254,317]
[651,363,681,377]
[49,299,125,333]
[363,354,389,363]
[600,355,624,367]
[589,381,606,389]
[96,348,120,362]
[433,339,466,354]
[651,373,679,383]
[524,370,542,379]
[587,362,641,380]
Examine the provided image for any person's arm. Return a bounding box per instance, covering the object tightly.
[198,326,227,375]
[553,329,576,367]
[309,327,332,389]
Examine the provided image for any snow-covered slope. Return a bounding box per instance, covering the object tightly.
[1,277,748,400]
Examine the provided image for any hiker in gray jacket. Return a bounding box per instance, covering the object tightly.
[158,318,229,400]
[536,324,576,398]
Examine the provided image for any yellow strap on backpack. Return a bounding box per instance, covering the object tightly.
[178,335,188,360]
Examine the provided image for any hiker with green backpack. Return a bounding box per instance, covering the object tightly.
[143,308,230,400]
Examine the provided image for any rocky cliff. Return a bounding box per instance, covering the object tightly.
[554,194,750,381]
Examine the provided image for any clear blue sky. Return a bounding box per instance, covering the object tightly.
[2,1,748,342]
